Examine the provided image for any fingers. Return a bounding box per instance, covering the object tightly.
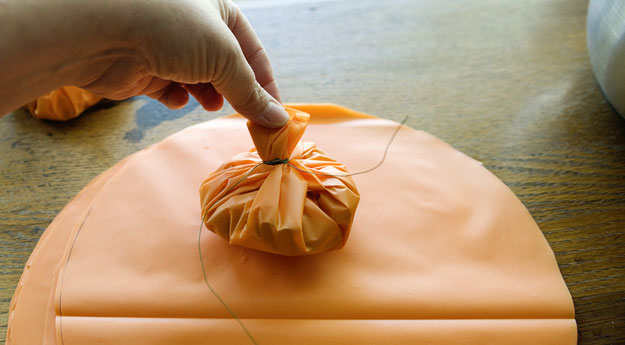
[227,4,282,102]
[138,1,287,127]
[212,52,289,128]
[182,83,224,111]
[142,78,222,111]
[140,76,171,96]
[209,7,288,128]
[147,82,189,110]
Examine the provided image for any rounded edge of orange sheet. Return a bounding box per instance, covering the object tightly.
[6,154,137,345]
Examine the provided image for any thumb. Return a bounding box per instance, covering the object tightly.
[211,37,289,128]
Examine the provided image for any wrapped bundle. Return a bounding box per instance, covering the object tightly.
[199,108,360,255]
[27,86,101,121]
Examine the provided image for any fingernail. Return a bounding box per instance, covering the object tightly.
[260,102,289,127]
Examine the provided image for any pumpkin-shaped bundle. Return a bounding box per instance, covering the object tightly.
[199,108,360,256]
[27,86,101,121]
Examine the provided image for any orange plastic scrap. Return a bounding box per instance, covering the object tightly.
[199,108,360,256]
[27,86,101,121]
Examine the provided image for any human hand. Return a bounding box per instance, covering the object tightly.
[84,0,289,127]
[0,0,289,127]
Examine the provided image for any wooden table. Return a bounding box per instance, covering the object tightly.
[1,0,623,343]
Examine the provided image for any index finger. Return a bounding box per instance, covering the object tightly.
[226,3,281,102]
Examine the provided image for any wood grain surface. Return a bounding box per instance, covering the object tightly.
[1,0,624,343]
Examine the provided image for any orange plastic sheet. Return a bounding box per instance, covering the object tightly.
[27,86,101,121]
[7,104,577,344]
[200,108,359,255]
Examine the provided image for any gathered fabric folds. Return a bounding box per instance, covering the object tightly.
[199,108,360,256]
[27,86,101,121]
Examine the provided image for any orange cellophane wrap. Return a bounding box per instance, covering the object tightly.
[6,105,577,345]
[199,108,360,256]
[27,86,102,121]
